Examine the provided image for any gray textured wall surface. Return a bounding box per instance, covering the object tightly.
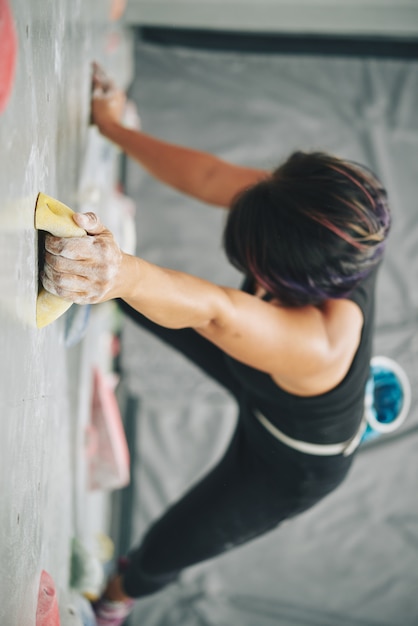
[0,2,132,623]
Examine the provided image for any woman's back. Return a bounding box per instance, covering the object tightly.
[225,264,379,445]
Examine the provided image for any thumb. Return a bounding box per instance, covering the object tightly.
[73,211,106,235]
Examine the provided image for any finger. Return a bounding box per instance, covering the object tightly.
[92,64,115,93]
[92,61,105,77]
[92,83,118,100]
[44,234,93,259]
[41,264,99,305]
[92,85,106,99]
[41,264,88,299]
[42,259,83,289]
[91,61,107,82]
[72,212,106,236]
[93,68,112,88]
[44,251,88,275]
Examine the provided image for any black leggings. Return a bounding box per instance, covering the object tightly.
[118,300,353,599]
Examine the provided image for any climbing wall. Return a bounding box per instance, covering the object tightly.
[0,1,134,623]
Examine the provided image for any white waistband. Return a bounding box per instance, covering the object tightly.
[254,410,367,457]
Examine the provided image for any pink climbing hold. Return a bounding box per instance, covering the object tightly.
[0,0,18,113]
[36,570,61,626]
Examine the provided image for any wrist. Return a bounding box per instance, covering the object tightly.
[113,252,141,301]
[96,118,124,141]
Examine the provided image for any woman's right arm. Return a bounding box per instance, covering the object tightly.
[91,65,268,208]
[98,122,267,208]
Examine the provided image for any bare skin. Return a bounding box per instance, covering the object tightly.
[47,65,364,602]
[42,214,363,397]
[91,63,267,207]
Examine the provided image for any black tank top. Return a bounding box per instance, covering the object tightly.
[225,266,380,445]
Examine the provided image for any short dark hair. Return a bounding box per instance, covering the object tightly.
[223,151,391,307]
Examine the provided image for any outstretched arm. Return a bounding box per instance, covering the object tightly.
[41,213,335,383]
[99,123,267,208]
[91,64,268,208]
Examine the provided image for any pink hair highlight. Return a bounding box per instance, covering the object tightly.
[308,214,365,250]
[328,164,376,209]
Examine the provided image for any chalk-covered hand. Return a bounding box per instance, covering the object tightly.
[42,212,124,305]
[91,62,126,132]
